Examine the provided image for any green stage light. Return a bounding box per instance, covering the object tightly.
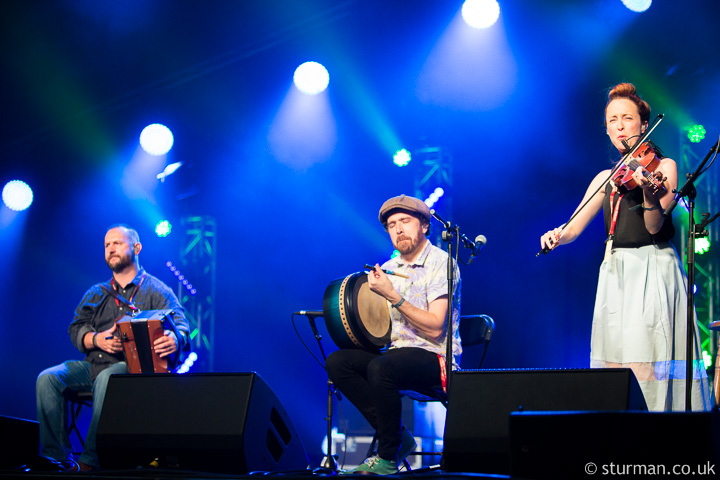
[695,237,710,255]
[155,220,172,237]
[688,125,706,143]
[393,149,411,167]
[703,350,712,368]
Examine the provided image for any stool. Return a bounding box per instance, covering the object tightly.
[66,391,93,450]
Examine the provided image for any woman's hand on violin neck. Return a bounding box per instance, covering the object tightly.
[633,166,667,197]
[631,166,651,190]
[636,166,671,235]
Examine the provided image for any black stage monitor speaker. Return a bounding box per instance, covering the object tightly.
[0,415,39,468]
[97,372,308,474]
[510,411,720,479]
[443,368,647,474]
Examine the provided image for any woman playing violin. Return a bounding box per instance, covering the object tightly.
[540,82,711,411]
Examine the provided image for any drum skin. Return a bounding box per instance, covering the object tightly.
[323,272,391,352]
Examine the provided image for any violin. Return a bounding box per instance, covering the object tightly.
[537,114,667,257]
[610,142,667,196]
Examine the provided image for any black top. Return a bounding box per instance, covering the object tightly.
[602,182,675,248]
[68,267,190,379]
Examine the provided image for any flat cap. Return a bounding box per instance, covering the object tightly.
[378,194,432,225]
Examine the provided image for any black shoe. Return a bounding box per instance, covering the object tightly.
[27,456,78,472]
[58,459,80,472]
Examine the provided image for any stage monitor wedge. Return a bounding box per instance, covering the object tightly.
[97,372,308,474]
[510,410,720,479]
[0,415,38,468]
[443,368,647,474]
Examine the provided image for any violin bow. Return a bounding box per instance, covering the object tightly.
[537,114,664,257]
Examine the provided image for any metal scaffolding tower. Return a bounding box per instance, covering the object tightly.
[179,216,217,372]
[413,146,453,245]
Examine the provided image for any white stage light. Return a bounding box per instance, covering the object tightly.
[621,0,652,13]
[462,0,500,29]
[293,61,330,95]
[140,124,174,156]
[2,180,34,211]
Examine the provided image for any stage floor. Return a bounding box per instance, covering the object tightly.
[1,467,511,480]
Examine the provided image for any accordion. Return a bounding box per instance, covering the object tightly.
[116,309,178,374]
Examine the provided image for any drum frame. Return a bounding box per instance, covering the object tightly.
[323,272,391,352]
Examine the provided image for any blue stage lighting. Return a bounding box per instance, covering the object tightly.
[176,352,198,374]
[424,187,445,208]
[2,180,34,211]
[165,261,198,296]
[139,123,174,156]
[156,161,183,182]
[461,0,500,29]
[293,61,330,95]
[621,0,652,12]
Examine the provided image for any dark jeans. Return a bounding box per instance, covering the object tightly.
[325,347,441,461]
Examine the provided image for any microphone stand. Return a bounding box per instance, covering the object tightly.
[664,139,719,411]
[302,311,340,471]
[459,233,480,266]
[430,210,461,394]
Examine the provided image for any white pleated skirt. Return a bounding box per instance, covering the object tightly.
[590,242,712,412]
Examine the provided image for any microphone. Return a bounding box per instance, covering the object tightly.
[465,234,486,265]
[295,310,324,317]
[620,134,642,153]
[471,235,487,256]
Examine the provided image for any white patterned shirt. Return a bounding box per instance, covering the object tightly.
[382,240,462,368]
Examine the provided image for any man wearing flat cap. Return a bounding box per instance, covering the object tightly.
[326,194,461,475]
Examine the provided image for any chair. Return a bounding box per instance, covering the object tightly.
[66,390,93,451]
[458,314,495,370]
[401,314,496,404]
[369,314,496,470]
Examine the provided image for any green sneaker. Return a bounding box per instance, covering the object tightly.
[352,455,399,475]
[398,427,417,463]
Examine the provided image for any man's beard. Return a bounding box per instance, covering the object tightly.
[394,234,421,255]
[106,252,134,273]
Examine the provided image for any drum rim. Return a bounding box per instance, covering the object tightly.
[338,273,366,349]
[323,272,391,351]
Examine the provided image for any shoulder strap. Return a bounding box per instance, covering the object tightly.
[101,281,139,312]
